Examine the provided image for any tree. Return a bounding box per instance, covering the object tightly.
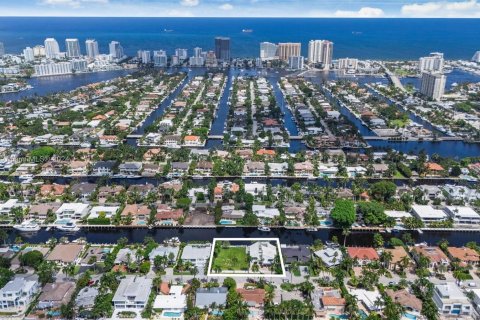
[356,201,387,226]
[330,199,356,228]
[370,181,397,202]
[373,233,385,248]
[19,250,44,269]
[37,261,57,284]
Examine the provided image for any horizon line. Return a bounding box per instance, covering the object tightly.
[1,16,480,19]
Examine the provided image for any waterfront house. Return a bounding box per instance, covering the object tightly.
[114,248,138,265]
[410,245,450,269]
[128,184,155,197]
[349,288,383,312]
[184,135,202,146]
[432,283,472,316]
[425,162,445,176]
[68,160,89,176]
[444,206,480,225]
[181,244,212,268]
[91,160,116,176]
[248,241,277,266]
[170,162,190,177]
[294,161,314,177]
[28,203,61,221]
[195,161,213,176]
[411,205,447,224]
[281,245,311,264]
[347,247,380,265]
[113,276,153,310]
[121,204,150,224]
[164,135,182,148]
[256,149,276,158]
[142,163,163,177]
[268,162,288,176]
[314,247,344,267]
[70,183,97,201]
[252,205,280,220]
[148,245,180,263]
[37,282,76,310]
[244,161,265,176]
[0,275,39,314]
[55,203,90,221]
[97,185,124,203]
[143,148,163,161]
[382,246,411,271]
[119,162,143,176]
[195,287,228,309]
[156,207,183,225]
[88,205,119,220]
[46,244,84,265]
[446,247,480,266]
[39,184,67,198]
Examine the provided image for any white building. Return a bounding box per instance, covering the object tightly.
[419,52,444,73]
[349,289,383,312]
[88,206,119,220]
[248,241,277,265]
[33,45,45,57]
[23,47,35,62]
[432,282,472,316]
[34,62,73,77]
[175,48,188,60]
[0,275,39,313]
[260,42,278,61]
[411,205,447,223]
[420,72,446,101]
[109,41,124,60]
[337,58,358,71]
[288,56,304,70]
[444,206,480,225]
[113,276,153,310]
[44,38,60,59]
[154,50,168,67]
[314,248,343,267]
[55,203,90,220]
[85,39,99,59]
[140,50,151,64]
[153,285,187,315]
[181,244,212,268]
[385,210,412,224]
[308,40,333,68]
[65,38,81,58]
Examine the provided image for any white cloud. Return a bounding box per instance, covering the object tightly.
[401,0,480,17]
[334,7,385,18]
[219,3,234,10]
[180,0,199,7]
[166,9,195,16]
[40,0,108,7]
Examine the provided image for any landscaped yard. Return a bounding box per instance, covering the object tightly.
[212,244,249,271]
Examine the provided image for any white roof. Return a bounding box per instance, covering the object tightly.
[153,285,187,310]
[56,203,89,214]
[90,206,119,215]
[349,289,383,311]
[385,210,412,219]
[445,206,480,218]
[411,205,447,219]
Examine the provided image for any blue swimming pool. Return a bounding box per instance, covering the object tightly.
[219,219,235,225]
[320,220,333,226]
[163,311,182,318]
[404,313,417,320]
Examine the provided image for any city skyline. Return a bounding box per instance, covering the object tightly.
[0,0,480,18]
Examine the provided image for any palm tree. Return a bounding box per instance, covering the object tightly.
[380,250,393,270]
[342,228,351,247]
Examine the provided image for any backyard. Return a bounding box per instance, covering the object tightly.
[212,242,249,272]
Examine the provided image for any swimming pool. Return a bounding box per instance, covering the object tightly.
[320,220,333,226]
[329,315,348,319]
[219,219,235,225]
[162,311,183,318]
[404,312,417,320]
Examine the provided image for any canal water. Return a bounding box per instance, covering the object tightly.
[7,227,480,247]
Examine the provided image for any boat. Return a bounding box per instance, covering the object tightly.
[258,226,271,232]
[56,221,80,232]
[13,220,40,232]
[19,174,34,181]
[306,227,318,232]
[242,29,253,33]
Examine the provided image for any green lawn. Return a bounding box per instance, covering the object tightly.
[212,245,249,271]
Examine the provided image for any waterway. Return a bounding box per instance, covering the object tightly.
[6,227,480,247]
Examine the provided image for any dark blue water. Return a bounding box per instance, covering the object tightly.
[1,18,480,59]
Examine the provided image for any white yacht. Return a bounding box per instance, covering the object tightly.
[56,221,80,232]
[13,220,41,232]
[258,226,271,232]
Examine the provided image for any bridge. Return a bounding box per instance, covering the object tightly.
[381,63,406,92]
[126,134,143,139]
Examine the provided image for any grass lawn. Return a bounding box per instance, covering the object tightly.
[389,119,409,128]
[212,245,249,271]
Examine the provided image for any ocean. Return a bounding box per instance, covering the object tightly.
[0,17,479,60]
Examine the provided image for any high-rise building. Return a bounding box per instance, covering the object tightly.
[171,55,180,66]
[419,52,444,73]
[0,42,4,57]
[44,38,60,59]
[420,72,446,101]
[175,48,188,60]
[71,59,88,72]
[109,41,124,60]
[277,43,301,61]
[140,50,151,64]
[260,42,278,61]
[215,37,231,61]
[34,62,73,77]
[65,39,81,58]
[308,40,334,68]
[193,47,203,58]
[85,39,99,59]
[33,45,45,57]
[337,58,358,70]
[472,51,480,63]
[288,56,304,70]
[205,51,218,67]
[154,50,168,67]
[23,47,35,62]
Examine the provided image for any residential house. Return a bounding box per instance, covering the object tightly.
[444,206,480,225]
[294,161,314,177]
[0,275,39,313]
[68,161,89,176]
[91,160,116,176]
[410,245,450,269]
[112,276,153,310]
[432,282,472,316]
[75,287,99,310]
[170,162,190,177]
[121,204,150,224]
[181,244,212,268]
[46,244,84,265]
[153,285,187,315]
[37,282,76,309]
[314,247,344,267]
[119,162,143,176]
[236,288,265,307]
[281,245,311,264]
[244,162,265,176]
[385,289,422,315]
[447,247,480,266]
[195,287,228,309]
[55,203,90,220]
[347,247,380,265]
[248,242,277,266]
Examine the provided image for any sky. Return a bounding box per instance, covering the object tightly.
[1,0,480,18]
